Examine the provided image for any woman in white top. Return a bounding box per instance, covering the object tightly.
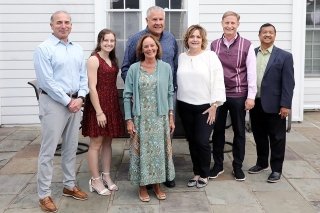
[177,25,226,188]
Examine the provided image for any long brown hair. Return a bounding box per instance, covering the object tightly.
[92,28,118,66]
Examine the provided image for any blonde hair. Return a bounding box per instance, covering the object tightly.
[222,11,240,21]
[183,25,208,50]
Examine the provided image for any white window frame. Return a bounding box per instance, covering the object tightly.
[292,0,306,121]
[95,0,195,39]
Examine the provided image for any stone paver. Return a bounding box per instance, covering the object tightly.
[160,192,211,213]
[288,179,320,202]
[283,160,320,178]
[0,152,16,169]
[0,111,320,212]
[206,180,257,205]
[255,191,316,213]
[0,139,31,152]
[0,174,33,195]
[0,157,38,174]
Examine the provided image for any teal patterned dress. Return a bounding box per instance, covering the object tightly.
[129,68,175,186]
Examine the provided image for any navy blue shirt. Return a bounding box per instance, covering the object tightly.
[121,28,178,90]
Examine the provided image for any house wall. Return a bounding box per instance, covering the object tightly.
[0,0,95,125]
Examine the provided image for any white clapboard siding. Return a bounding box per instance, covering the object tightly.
[304,78,320,110]
[0,0,95,125]
[3,13,94,23]
[200,0,292,4]
[199,1,293,53]
[2,97,38,107]
[0,32,95,42]
[200,13,293,23]
[0,50,93,61]
[1,70,36,79]
[1,115,40,125]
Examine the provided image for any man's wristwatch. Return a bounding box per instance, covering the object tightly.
[78,96,85,102]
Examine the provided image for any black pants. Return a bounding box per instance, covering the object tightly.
[249,98,286,173]
[177,100,212,178]
[212,96,247,170]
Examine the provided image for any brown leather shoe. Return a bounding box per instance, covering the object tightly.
[63,186,88,200]
[39,196,57,213]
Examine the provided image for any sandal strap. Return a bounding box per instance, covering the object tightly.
[198,177,208,184]
[91,176,101,181]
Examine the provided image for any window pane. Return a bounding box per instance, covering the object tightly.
[314,45,320,58]
[108,12,140,39]
[107,11,140,68]
[314,59,320,71]
[111,0,124,9]
[126,12,141,37]
[116,41,125,68]
[126,0,139,9]
[306,44,312,58]
[305,59,312,74]
[171,0,183,9]
[305,0,320,76]
[156,0,169,9]
[311,10,320,26]
[306,31,313,42]
[111,0,139,9]
[307,0,314,12]
[165,12,187,38]
[156,0,185,9]
[315,30,320,42]
[109,13,124,38]
[307,13,314,26]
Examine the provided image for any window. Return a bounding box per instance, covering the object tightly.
[106,0,187,66]
[306,0,320,76]
[107,0,141,67]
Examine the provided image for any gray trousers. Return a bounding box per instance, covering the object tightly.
[37,94,81,199]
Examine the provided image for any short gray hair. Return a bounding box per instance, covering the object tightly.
[50,11,71,23]
[146,6,165,18]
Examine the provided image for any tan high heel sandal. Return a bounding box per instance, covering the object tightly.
[101,172,119,191]
[138,186,150,202]
[89,177,111,196]
[153,183,166,200]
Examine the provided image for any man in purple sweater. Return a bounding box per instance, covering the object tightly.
[210,11,257,181]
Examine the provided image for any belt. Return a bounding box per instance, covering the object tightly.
[40,89,78,98]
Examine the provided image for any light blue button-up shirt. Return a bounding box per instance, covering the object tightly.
[34,34,88,106]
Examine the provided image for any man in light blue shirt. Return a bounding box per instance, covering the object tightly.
[33,10,88,213]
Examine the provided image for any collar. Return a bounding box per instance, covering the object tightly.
[222,32,239,46]
[145,27,164,40]
[259,45,274,54]
[49,34,73,45]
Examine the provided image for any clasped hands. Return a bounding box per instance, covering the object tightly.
[68,98,83,113]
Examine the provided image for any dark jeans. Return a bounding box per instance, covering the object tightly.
[177,100,213,178]
[212,96,247,170]
[249,98,286,173]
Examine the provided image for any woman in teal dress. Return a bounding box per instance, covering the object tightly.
[123,34,175,202]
